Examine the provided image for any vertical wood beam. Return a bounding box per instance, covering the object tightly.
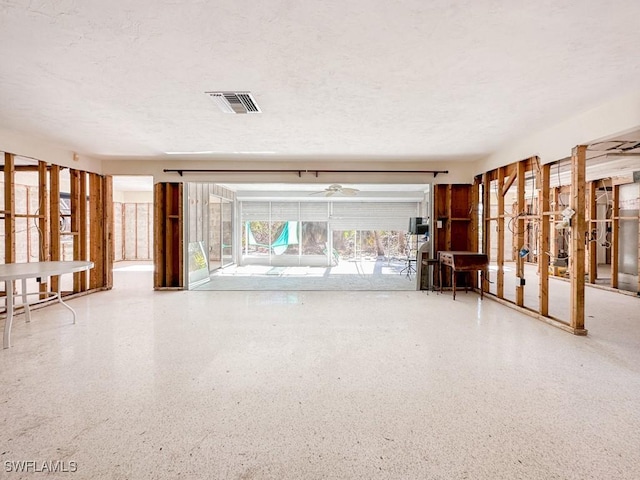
[104,175,114,289]
[26,187,32,260]
[482,174,491,293]
[471,178,480,253]
[122,204,127,260]
[154,183,166,288]
[570,146,587,333]
[611,184,619,289]
[50,165,61,292]
[89,173,104,290]
[516,160,526,307]
[4,152,15,264]
[37,162,50,261]
[471,178,480,288]
[165,186,175,284]
[538,163,550,316]
[445,185,452,251]
[135,203,139,259]
[70,169,81,292]
[550,187,559,262]
[587,181,597,283]
[38,161,50,298]
[497,167,505,298]
[79,171,88,290]
[174,183,184,287]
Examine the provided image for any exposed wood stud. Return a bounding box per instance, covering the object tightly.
[89,173,104,290]
[550,187,560,263]
[153,184,165,288]
[570,145,587,333]
[50,164,61,292]
[122,203,127,260]
[502,170,517,197]
[38,161,50,299]
[482,174,491,293]
[497,167,505,298]
[70,169,81,292]
[1,153,116,304]
[587,181,598,284]
[515,160,525,307]
[471,178,480,288]
[135,202,139,259]
[79,171,88,290]
[538,163,550,316]
[104,176,114,289]
[165,187,174,284]
[4,152,16,264]
[445,185,452,251]
[26,187,32,259]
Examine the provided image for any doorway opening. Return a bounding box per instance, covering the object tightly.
[112,175,154,289]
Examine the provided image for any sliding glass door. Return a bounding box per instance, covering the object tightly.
[221,200,233,267]
[209,195,234,272]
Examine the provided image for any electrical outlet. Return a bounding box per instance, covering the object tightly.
[437,220,443,228]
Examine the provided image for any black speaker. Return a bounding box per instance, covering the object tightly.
[408,217,421,234]
[409,217,428,234]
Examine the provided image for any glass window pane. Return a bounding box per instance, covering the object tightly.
[302,222,327,255]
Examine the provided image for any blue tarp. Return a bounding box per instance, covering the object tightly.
[247,221,298,255]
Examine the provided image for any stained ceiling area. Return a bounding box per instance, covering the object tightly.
[1,1,640,163]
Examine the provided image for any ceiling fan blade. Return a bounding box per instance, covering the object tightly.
[308,191,326,196]
[341,188,359,195]
[325,190,336,196]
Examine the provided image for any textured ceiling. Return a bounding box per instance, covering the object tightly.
[1,1,639,162]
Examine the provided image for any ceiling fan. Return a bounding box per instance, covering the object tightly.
[310,184,360,197]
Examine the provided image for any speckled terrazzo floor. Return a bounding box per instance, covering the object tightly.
[195,258,419,291]
[1,268,639,479]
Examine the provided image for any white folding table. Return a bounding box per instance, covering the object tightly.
[0,261,94,348]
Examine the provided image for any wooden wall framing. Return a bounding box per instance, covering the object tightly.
[569,146,587,333]
[473,147,640,335]
[154,182,184,289]
[1,152,113,305]
[114,202,153,261]
[433,184,477,288]
[4,152,16,264]
[537,163,550,317]
[440,144,638,335]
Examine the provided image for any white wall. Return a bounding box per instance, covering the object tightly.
[122,191,153,203]
[113,190,153,203]
[476,90,640,173]
[0,127,102,173]
[101,158,478,185]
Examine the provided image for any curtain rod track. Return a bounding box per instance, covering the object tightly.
[163,169,448,178]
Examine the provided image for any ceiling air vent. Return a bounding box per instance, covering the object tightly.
[206,91,261,114]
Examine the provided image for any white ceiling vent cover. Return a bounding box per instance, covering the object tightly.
[206,91,261,114]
